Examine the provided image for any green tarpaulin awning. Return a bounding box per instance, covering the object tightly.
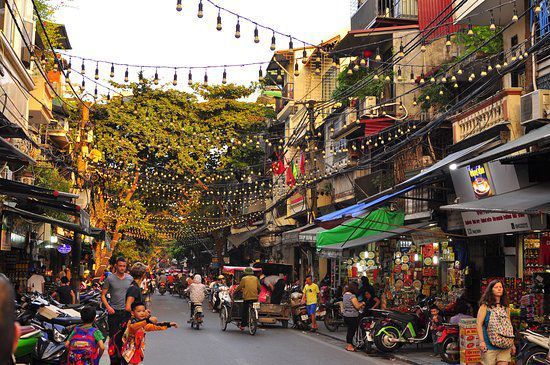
[316,208,405,248]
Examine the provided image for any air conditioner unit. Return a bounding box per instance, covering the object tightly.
[521,89,550,124]
[360,96,378,118]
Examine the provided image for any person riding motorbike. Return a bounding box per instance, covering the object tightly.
[185,275,207,322]
[234,267,261,331]
[211,275,226,311]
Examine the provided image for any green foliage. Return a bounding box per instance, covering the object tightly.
[32,162,72,193]
[168,244,188,262]
[455,26,503,57]
[112,239,152,264]
[333,65,391,101]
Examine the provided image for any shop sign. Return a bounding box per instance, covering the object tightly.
[1,229,9,251]
[223,256,230,264]
[411,228,445,245]
[468,164,494,199]
[461,211,531,236]
[57,244,72,254]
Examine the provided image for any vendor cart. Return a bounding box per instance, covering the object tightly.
[252,263,294,328]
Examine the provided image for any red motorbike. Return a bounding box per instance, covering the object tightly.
[438,323,460,364]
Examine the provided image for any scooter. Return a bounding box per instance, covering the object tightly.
[33,321,72,364]
[190,303,204,330]
[290,292,311,331]
[438,323,460,364]
[517,325,550,365]
[372,296,435,353]
[323,298,344,332]
[14,325,41,364]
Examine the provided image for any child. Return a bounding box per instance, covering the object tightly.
[121,302,177,365]
[66,306,105,365]
[430,305,444,356]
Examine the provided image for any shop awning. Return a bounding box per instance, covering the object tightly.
[281,223,314,245]
[227,225,267,249]
[0,136,35,168]
[439,183,550,215]
[1,204,92,234]
[317,208,405,248]
[320,222,432,251]
[457,124,550,168]
[316,185,417,228]
[299,226,326,243]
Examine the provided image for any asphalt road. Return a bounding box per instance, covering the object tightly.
[99,293,397,365]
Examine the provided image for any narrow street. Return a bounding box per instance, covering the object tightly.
[100,293,402,365]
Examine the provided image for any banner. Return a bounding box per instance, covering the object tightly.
[461,211,531,236]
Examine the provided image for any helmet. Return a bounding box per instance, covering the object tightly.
[217,275,224,280]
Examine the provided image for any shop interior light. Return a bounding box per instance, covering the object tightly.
[433,256,439,265]
[50,235,58,244]
[414,253,419,262]
[433,242,439,249]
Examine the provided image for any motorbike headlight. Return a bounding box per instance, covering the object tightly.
[53,327,68,343]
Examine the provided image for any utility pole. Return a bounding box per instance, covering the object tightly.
[71,102,91,297]
[306,100,318,224]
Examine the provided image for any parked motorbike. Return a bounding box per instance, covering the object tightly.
[372,296,436,353]
[290,292,310,331]
[158,282,167,295]
[517,324,550,365]
[438,323,460,364]
[14,325,41,364]
[323,298,345,332]
[167,282,175,295]
[352,315,377,353]
[33,321,72,364]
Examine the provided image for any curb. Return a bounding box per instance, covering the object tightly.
[313,330,431,365]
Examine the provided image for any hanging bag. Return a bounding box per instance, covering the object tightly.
[486,306,515,349]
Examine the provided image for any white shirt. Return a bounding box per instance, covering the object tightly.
[27,274,45,294]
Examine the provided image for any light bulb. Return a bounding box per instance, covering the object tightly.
[94,63,99,80]
[385,75,390,81]
[373,74,379,80]
[197,0,203,18]
[222,69,227,84]
[398,43,405,57]
[176,0,182,11]
[302,48,307,64]
[535,2,541,14]
[188,70,193,85]
[454,83,458,88]
[467,21,474,35]
[124,67,129,82]
[254,25,260,43]
[173,70,178,86]
[153,69,159,85]
[258,67,264,81]
[397,67,402,81]
[420,73,425,84]
[270,32,276,51]
[288,37,293,50]
[439,90,444,95]
[81,61,85,74]
[512,6,518,22]
[353,63,359,71]
[235,19,241,38]
[94,86,98,97]
[216,9,222,31]
[457,69,463,75]
[294,62,299,76]
[420,43,426,52]
[441,76,447,83]
[430,76,436,82]
[451,75,456,82]
[110,64,115,78]
[375,47,382,61]
[360,58,366,66]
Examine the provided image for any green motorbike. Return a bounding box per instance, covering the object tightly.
[14,325,41,364]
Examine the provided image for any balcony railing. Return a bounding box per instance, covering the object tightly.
[452,88,522,143]
[351,0,418,30]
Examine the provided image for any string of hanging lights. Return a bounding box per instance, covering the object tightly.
[176,0,317,50]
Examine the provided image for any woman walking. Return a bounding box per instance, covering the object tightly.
[476,280,515,365]
[342,282,365,352]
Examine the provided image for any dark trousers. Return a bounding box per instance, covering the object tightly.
[344,316,359,345]
[241,300,255,326]
[108,310,130,365]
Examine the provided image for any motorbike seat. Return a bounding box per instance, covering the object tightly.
[50,316,82,326]
[19,325,38,336]
[387,311,418,323]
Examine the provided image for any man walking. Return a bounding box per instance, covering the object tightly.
[101,257,132,365]
[302,275,320,332]
[235,267,260,330]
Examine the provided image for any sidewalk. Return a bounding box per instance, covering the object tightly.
[313,324,448,365]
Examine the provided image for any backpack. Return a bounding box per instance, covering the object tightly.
[67,327,99,365]
[486,306,515,349]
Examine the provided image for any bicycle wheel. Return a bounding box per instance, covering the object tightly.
[248,308,258,335]
[353,326,365,349]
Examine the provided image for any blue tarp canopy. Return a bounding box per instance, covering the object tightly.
[315,185,417,224]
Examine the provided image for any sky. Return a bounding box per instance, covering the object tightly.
[55,0,351,95]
